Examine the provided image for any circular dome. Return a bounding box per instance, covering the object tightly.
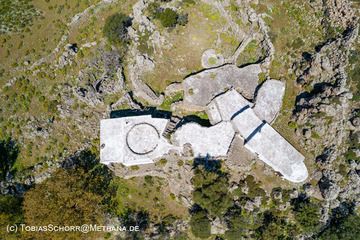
[126,123,160,154]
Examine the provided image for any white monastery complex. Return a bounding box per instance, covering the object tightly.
[100,63,309,183]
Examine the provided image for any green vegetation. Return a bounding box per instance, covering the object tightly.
[225,207,263,240]
[138,30,153,55]
[234,175,266,205]
[236,39,263,66]
[158,158,168,165]
[319,213,360,239]
[345,130,360,162]
[0,195,23,239]
[192,162,232,216]
[23,151,112,239]
[157,8,178,28]
[348,46,360,101]
[0,0,40,34]
[193,111,209,120]
[293,199,321,232]
[188,161,325,239]
[182,0,195,6]
[258,211,299,239]
[199,2,221,21]
[130,165,140,171]
[159,91,184,111]
[189,210,211,238]
[148,4,188,28]
[103,13,131,52]
[111,176,187,220]
[190,161,232,238]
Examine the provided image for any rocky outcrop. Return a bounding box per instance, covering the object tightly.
[318,169,342,200]
[75,50,124,105]
[126,0,165,106]
[58,43,78,68]
[293,25,358,155]
[323,0,357,30]
[291,1,359,228]
[183,64,261,107]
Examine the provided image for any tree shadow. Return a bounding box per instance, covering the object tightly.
[110,107,172,119]
[193,156,222,173]
[0,138,19,181]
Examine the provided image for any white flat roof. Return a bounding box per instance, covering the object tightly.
[212,89,253,121]
[172,122,235,158]
[238,121,308,182]
[209,89,308,182]
[100,116,175,166]
[253,80,285,123]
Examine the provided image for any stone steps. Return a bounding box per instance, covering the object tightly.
[162,116,182,139]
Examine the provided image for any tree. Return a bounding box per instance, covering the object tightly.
[22,152,112,240]
[156,8,178,28]
[0,195,23,239]
[257,211,299,240]
[103,13,132,50]
[293,199,321,233]
[319,214,360,240]
[224,207,263,240]
[23,169,104,239]
[190,209,211,239]
[121,209,150,239]
[192,164,232,217]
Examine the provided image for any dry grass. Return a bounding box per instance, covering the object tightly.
[0,0,101,82]
[141,2,239,93]
[113,176,188,220]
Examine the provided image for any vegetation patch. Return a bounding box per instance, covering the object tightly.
[112,176,187,220]
[0,0,40,34]
[236,39,264,66]
[148,4,188,28]
[103,13,132,54]
[159,91,184,111]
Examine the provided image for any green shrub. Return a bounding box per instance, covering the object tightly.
[177,160,184,167]
[190,210,211,239]
[293,200,321,233]
[225,207,263,239]
[103,13,131,51]
[157,158,168,166]
[192,164,232,216]
[0,195,23,239]
[130,165,140,171]
[144,175,154,185]
[156,8,178,28]
[319,214,360,240]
